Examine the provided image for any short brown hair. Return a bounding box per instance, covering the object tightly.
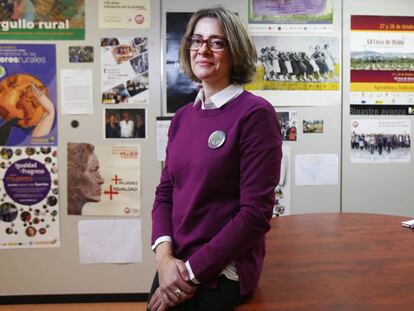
[178,6,257,85]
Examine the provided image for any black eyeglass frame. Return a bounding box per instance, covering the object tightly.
[186,36,228,51]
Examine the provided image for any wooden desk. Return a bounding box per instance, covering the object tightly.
[236,213,414,311]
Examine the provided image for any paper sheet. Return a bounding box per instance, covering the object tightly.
[78,219,142,264]
[61,69,93,114]
[295,154,338,185]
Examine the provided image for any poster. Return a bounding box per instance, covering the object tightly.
[277,111,298,141]
[248,0,333,33]
[0,0,85,40]
[99,0,150,29]
[166,12,199,114]
[274,146,291,216]
[351,119,411,163]
[156,116,172,161]
[101,37,149,104]
[247,35,340,91]
[104,108,146,139]
[350,16,414,115]
[0,44,57,146]
[0,146,60,249]
[67,143,141,216]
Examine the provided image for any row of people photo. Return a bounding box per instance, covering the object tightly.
[105,109,146,139]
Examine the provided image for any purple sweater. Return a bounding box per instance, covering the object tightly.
[152,91,282,295]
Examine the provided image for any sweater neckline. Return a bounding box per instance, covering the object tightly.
[194,91,248,117]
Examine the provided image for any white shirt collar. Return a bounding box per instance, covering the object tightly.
[194,84,244,110]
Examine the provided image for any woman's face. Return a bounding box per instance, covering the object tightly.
[190,17,232,88]
[78,153,104,203]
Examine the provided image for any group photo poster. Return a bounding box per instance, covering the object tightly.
[67,143,141,217]
[351,119,411,163]
[350,16,414,115]
[0,44,57,146]
[101,37,149,104]
[0,146,60,249]
[248,0,333,33]
[0,0,85,40]
[99,0,150,29]
[104,108,146,139]
[166,12,199,114]
[247,35,340,91]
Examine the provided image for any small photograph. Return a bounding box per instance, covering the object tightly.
[0,147,13,160]
[112,44,138,65]
[351,119,411,163]
[303,119,324,133]
[69,46,94,63]
[102,83,130,104]
[101,38,120,48]
[131,37,148,54]
[277,111,298,141]
[126,74,149,98]
[0,202,18,222]
[104,108,146,139]
[130,52,149,75]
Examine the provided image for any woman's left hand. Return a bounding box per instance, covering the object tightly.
[148,287,170,311]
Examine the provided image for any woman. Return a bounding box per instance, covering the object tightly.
[149,6,282,311]
[105,113,120,138]
[67,143,104,215]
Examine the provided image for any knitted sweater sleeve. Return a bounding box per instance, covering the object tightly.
[188,104,283,283]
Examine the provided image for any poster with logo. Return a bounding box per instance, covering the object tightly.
[0,44,57,146]
[351,119,411,163]
[99,0,150,29]
[101,37,148,104]
[67,143,141,217]
[248,0,333,33]
[0,0,85,40]
[351,16,414,115]
[0,146,60,249]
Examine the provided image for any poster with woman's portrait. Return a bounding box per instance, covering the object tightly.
[67,143,141,217]
[0,44,57,146]
[0,146,60,249]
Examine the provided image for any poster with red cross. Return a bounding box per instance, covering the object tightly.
[67,143,140,217]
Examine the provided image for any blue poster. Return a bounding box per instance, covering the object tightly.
[0,44,57,146]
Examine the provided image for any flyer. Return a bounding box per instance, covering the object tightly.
[0,0,85,40]
[248,0,333,33]
[67,143,141,217]
[101,37,148,104]
[0,44,57,146]
[0,146,60,249]
[351,119,411,163]
[99,0,150,29]
[350,16,414,115]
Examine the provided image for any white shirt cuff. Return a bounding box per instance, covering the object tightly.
[151,236,172,251]
[185,260,200,285]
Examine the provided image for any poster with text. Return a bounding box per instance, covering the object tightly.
[0,146,60,249]
[249,0,333,33]
[67,143,141,217]
[351,16,414,115]
[101,37,148,104]
[0,0,85,40]
[351,119,411,163]
[0,44,57,146]
[99,0,150,29]
[166,12,199,114]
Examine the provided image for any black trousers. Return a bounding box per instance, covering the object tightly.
[147,273,248,311]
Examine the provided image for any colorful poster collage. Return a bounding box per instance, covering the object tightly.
[350,16,414,115]
[0,44,58,249]
[0,0,85,40]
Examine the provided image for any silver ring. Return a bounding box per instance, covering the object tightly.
[174,288,182,297]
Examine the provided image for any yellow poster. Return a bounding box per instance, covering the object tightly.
[99,0,150,29]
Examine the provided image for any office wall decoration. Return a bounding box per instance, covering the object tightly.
[0,44,57,146]
[99,0,150,29]
[101,37,149,105]
[350,16,414,115]
[0,146,60,249]
[0,0,85,40]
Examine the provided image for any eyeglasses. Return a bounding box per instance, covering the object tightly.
[186,36,227,51]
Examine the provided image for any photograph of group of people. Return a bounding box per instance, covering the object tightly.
[277,111,297,141]
[104,109,146,139]
[68,46,93,63]
[248,35,340,90]
[351,119,411,163]
[303,119,324,133]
